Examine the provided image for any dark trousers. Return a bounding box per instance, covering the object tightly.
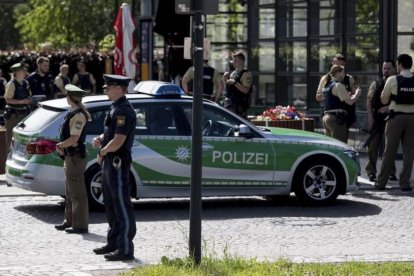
[365,121,396,176]
[102,157,136,256]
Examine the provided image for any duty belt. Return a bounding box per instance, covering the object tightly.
[324,110,347,116]
[6,105,29,111]
[393,112,414,116]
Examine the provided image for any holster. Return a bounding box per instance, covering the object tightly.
[336,112,347,126]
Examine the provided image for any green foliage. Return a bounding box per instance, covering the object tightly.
[15,0,116,50]
[0,4,21,49]
[125,257,414,276]
[99,34,115,52]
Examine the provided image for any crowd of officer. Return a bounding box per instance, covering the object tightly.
[317,53,414,192]
[0,49,110,94]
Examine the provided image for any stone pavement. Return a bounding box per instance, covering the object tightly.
[1,155,414,275]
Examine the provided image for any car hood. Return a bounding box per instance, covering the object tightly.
[259,126,355,150]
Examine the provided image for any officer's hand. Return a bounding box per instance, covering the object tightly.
[92,137,102,148]
[227,79,236,85]
[379,106,389,113]
[56,144,64,156]
[97,154,103,165]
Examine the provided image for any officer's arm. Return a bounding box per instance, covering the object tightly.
[348,75,356,93]
[366,81,376,128]
[337,83,360,105]
[57,135,80,149]
[380,77,393,105]
[236,72,252,95]
[315,75,325,102]
[214,77,224,102]
[90,75,96,93]
[5,82,30,105]
[181,69,192,94]
[99,134,126,156]
[72,74,78,85]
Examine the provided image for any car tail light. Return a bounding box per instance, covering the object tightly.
[26,139,58,155]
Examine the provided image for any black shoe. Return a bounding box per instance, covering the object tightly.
[55,223,71,231]
[65,227,88,234]
[93,245,117,255]
[374,182,385,190]
[104,250,134,261]
[368,173,376,182]
[389,174,398,181]
[401,187,412,192]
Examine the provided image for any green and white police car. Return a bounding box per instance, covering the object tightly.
[6,81,360,210]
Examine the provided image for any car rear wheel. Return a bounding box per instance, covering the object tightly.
[85,165,104,211]
[293,158,344,205]
[85,165,137,211]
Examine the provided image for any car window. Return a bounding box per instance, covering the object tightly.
[133,104,179,136]
[182,104,242,137]
[18,106,61,132]
[85,109,106,135]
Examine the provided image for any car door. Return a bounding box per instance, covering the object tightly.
[131,102,193,196]
[180,103,278,191]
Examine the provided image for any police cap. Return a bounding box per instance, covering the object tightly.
[65,84,87,98]
[10,63,25,72]
[102,74,131,88]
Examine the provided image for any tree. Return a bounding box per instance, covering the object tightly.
[15,0,119,49]
[0,4,22,49]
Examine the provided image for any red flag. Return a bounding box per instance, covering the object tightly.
[114,3,138,90]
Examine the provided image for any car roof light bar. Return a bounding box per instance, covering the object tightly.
[133,81,185,97]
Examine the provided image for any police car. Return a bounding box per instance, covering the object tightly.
[6,81,360,210]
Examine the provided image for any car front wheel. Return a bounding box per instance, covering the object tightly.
[293,158,344,205]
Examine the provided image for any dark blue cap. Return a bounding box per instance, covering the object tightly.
[102,74,131,88]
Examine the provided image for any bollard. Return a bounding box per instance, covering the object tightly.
[0,127,6,174]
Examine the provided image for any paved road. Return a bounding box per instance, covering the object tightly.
[1,156,414,275]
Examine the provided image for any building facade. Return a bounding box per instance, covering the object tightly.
[203,0,414,118]
[153,0,414,123]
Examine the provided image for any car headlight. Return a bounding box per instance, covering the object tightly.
[343,150,361,175]
[343,150,359,161]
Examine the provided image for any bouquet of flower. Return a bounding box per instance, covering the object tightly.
[256,105,306,121]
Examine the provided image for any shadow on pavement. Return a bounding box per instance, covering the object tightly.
[13,195,382,224]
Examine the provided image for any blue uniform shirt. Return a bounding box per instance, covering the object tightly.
[103,96,136,156]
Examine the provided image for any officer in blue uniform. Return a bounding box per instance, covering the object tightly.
[26,56,54,100]
[92,74,136,261]
[4,63,31,150]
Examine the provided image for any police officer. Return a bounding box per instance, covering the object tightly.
[376,54,414,191]
[365,60,397,182]
[54,84,90,234]
[4,63,31,151]
[181,60,223,102]
[92,74,136,261]
[316,54,357,142]
[322,65,361,143]
[72,59,96,94]
[54,64,71,98]
[223,51,253,118]
[26,56,55,100]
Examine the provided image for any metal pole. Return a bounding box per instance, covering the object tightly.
[189,1,204,265]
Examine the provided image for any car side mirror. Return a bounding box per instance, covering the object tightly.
[238,124,252,138]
